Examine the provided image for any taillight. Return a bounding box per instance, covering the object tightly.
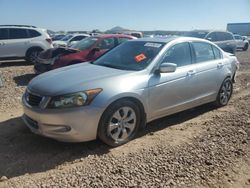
[46,38,52,44]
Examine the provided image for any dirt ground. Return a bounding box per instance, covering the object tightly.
[0,49,249,188]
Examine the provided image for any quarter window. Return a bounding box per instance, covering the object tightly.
[192,42,215,63]
[28,29,41,38]
[9,28,28,39]
[212,46,222,59]
[0,28,8,40]
[161,42,192,67]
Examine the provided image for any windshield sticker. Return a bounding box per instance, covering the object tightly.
[144,43,162,48]
[134,53,146,62]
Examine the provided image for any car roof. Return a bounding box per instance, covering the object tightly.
[94,34,136,39]
[132,36,213,44]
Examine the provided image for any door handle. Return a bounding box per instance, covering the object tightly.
[217,62,224,68]
[187,70,196,76]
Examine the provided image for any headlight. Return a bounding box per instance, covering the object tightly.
[47,88,102,109]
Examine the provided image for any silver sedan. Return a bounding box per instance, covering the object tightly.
[22,37,239,146]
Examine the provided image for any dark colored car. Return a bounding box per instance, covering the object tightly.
[34,34,135,74]
[183,30,237,54]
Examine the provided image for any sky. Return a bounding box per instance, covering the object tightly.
[0,0,249,32]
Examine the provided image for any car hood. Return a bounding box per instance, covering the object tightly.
[53,41,67,46]
[28,63,134,96]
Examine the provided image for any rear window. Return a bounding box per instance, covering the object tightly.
[183,31,209,39]
[28,29,41,38]
[9,28,28,39]
[192,42,215,63]
[0,28,8,40]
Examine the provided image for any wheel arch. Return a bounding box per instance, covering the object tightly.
[25,46,44,57]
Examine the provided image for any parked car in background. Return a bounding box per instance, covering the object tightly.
[183,30,237,54]
[23,37,239,146]
[52,34,66,41]
[34,34,135,74]
[233,34,249,51]
[52,34,90,47]
[0,25,53,63]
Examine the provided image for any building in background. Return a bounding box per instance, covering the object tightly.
[227,23,250,36]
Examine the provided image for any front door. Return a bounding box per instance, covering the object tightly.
[148,42,198,119]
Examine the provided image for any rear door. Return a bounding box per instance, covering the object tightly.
[190,42,224,99]
[0,28,9,58]
[7,28,30,57]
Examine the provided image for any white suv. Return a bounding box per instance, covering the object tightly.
[0,25,53,63]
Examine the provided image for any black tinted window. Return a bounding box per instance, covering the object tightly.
[97,38,115,50]
[193,42,215,63]
[206,32,217,41]
[212,46,222,59]
[28,29,41,37]
[118,37,130,44]
[9,28,28,39]
[224,33,233,40]
[0,28,8,40]
[70,36,87,42]
[162,42,192,67]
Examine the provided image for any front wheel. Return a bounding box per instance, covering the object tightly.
[215,78,233,107]
[98,99,142,147]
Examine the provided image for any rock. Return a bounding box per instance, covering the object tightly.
[0,176,8,182]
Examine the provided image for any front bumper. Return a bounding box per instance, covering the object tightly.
[22,95,103,142]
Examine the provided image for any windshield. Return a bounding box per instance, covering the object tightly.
[182,31,209,38]
[71,37,98,50]
[93,41,165,71]
[61,35,73,41]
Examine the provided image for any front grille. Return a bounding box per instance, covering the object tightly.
[26,92,43,107]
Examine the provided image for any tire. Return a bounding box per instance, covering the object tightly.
[215,77,233,107]
[243,43,249,51]
[25,48,43,64]
[98,99,142,147]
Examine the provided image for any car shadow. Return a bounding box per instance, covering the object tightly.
[0,103,216,178]
[13,74,36,86]
[0,60,30,67]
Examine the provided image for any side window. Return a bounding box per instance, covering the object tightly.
[216,32,226,41]
[206,32,217,41]
[118,37,130,44]
[28,29,41,38]
[97,38,115,50]
[224,33,233,40]
[0,28,8,40]
[162,42,192,67]
[212,46,222,59]
[70,36,87,42]
[9,28,28,39]
[193,42,215,63]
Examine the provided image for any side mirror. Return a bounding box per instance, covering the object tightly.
[206,37,212,41]
[159,63,177,73]
[92,47,100,52]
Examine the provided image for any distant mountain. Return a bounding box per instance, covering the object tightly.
[107,26,130,33]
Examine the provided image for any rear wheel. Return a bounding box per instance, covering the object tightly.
[98,99,142,147]
[215,78,233,107]
[25,48,43,64]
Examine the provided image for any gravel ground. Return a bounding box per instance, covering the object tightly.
[0,49,250,188]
